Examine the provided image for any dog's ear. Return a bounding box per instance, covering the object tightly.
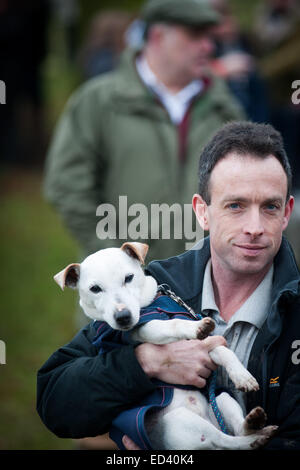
[121,242,149,265]
[53,263,81,290]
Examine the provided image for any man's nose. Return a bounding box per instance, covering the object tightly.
[243,208,264,238]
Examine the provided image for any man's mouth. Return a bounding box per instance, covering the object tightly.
[234,244,267,256]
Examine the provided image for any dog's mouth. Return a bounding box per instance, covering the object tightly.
[118,325,133,331]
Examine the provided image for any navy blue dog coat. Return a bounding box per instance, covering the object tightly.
[92,294,205,450]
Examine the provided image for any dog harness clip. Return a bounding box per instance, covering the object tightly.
[157,284,199,319]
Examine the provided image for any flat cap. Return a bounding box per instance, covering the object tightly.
[141,0,220,28]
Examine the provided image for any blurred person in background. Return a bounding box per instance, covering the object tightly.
[43,0,243,269]
[0,0,50,167]
[50,0,80,62]
[253,0,300,53]
[78,10,132,80]
[252,0,300,189]
[208,0,270,123]
[252,0,300,262]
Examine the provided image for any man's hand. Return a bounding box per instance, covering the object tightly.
[122,435,141,450]
[135,336,226,389]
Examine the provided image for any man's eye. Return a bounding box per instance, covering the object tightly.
[90,285,102,293]
[125,274,134,284]
[228,203,240,210]
[266,204,278,211]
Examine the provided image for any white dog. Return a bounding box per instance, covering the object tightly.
[54,242,278,450]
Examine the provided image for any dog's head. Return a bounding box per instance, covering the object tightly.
[54,242,158,331]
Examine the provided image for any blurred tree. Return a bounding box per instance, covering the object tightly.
[77,0,143,39]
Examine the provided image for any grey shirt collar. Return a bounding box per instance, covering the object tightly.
[201,259,274,329]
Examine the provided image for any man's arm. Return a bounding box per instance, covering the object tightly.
[36,323,156,438]
[37,324,226,439]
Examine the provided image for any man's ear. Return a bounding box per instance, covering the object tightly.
[121,242,149,265]
[283,195,295,231]
[192,193,209,231]
[53,263,81,290]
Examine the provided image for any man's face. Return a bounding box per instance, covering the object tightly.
[159,24,215,80]
[193,153,294,277]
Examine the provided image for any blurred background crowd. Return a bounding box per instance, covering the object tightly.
[0,0,300,450]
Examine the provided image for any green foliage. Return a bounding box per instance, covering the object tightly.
[229,0,262,30]
[0,170,79,449]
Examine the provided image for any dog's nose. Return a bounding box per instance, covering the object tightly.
[114,308,132,328]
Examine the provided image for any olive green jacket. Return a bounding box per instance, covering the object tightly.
[44,48,244,261]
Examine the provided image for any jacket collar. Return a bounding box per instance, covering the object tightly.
[110,48,214,115]
[146,236,300,315]
[272,236,300,299]
[146,237,210,314]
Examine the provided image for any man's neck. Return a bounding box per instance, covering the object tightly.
[210,255,273,322]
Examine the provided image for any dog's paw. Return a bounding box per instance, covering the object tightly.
[250,425,278,449]
[243,407,267,434]
[196,317,215,339]
[228,367,259,392]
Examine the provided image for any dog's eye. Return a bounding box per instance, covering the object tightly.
[125,274,134,284]
[90,285,102,294]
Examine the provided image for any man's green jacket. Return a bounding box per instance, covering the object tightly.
[44,48,243,260]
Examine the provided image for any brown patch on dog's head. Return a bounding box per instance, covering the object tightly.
[120,242,149,265]
[53,263,81,290]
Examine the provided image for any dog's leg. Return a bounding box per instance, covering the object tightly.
[131,318,215,344]
[150,407,277,450]
[211,392,245,436]
[214,392,267,437]
[209,346,259,392]
[242,406,268,435]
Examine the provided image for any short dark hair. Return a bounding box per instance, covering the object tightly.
[198,121,292,204]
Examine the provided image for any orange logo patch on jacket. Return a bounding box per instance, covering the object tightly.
[269,377,280,388]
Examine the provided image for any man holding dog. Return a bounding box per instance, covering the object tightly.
[37,120,300,450]
[42,0,245,449]
[43,0,243,263]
